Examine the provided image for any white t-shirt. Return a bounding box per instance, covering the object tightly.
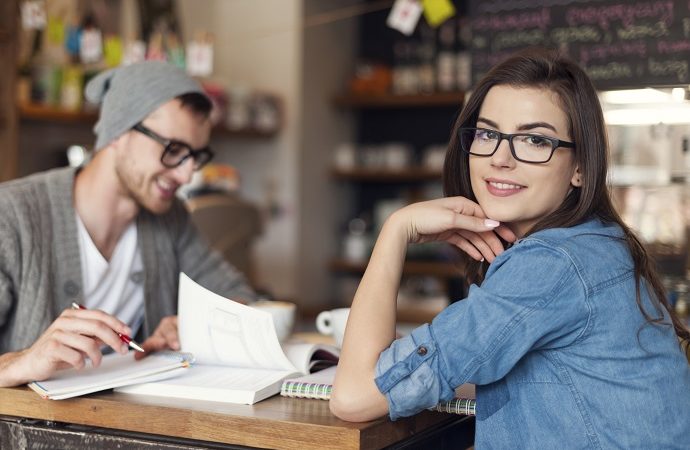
[76,215,145,336]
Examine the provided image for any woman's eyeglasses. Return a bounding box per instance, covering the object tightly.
[458,127,575,163]
[131,123,214,170]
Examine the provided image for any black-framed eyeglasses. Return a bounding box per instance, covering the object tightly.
[458,127,575,164]
[132,123,214,170]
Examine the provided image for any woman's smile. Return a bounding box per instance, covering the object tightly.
[485,178,526,197]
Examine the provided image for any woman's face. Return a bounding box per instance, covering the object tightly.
[469,85,581,238]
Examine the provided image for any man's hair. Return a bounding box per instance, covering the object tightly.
[443,46,689,341]
[177,92,213,119]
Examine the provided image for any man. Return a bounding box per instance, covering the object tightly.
[0,61,256,387]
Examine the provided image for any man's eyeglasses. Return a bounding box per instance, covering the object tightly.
[131,123,214,170]
[457,127,575,164]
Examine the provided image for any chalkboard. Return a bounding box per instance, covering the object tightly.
[468,0,690,89]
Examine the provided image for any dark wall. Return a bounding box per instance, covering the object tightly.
[468,0,690,89]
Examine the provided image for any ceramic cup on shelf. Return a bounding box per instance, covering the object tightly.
[315,308,350,348]
[250,300,297,342]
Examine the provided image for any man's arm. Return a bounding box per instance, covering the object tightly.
[0,307,134,387]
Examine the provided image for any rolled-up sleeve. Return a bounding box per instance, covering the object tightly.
[375,324,455,420]
[375,240,591,421]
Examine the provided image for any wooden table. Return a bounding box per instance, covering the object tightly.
[0,386,474,449]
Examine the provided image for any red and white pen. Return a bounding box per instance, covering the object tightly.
[71,302,145,352]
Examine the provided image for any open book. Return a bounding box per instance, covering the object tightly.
[28,351,193,400]
[115,273,339,404]
[281,366,476,416]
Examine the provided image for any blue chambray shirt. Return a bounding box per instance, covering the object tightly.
[375,218,690,449]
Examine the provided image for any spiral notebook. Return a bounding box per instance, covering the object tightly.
[280,366,477,415]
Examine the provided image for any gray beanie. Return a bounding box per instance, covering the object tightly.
[85,60,206,150]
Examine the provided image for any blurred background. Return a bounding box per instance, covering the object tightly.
[1,0,689,325]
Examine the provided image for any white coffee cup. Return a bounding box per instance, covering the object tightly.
[316,308,350,348]
[250,300,296,342]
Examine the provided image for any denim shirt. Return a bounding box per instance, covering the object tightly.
[375,218,690,449]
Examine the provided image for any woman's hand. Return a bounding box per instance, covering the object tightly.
[390,196,517,262]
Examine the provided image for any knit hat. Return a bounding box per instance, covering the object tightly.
[85,61,206,151]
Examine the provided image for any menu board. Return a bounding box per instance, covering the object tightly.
[468,0,690,89]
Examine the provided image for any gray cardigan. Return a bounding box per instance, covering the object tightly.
[0,167,256,352]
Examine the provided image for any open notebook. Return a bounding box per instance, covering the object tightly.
[115,274,339,405]
[28,351,193,400]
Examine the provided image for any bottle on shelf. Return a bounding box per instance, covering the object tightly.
[436,20,456,92]
[417,22,436,95]
[456,17,472,91]
[392,40,418,95]
[417,42,436,95]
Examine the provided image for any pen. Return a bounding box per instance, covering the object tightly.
[71,302,145,352]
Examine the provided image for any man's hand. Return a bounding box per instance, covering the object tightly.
[135,315,179,360]
[0,307,131,387]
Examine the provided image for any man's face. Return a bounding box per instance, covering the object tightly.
[114,99,211,214]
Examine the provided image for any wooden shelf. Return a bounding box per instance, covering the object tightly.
[298,302,444,325]
[18,103,279,138]
[333,91,465,109]
[330,258,460,278]
[18,103,98,123]
[396,302,446,324]
[213,125,278,138]
[331,167,442,182]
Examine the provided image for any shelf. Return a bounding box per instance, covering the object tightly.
[213,126,278,139]
[300,302,445,325]
[18,103,98,123]
[330,258,460,278]
[331,167,442,182]
[396,302,446,324]
[18,103,278,138]
[333,91,465,109]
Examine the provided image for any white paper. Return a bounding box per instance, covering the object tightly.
[116,275,339,405]
[28,352,193,400]
[178,273,296,372]
[117,365,292,404]
[21,1,47,30]
[186,42,214,77]
[386,0,423,36]
[283,365,337,386]
[80,29,103,64]
[282,342,339,374]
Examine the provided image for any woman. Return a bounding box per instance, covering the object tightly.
[330,48,690,448]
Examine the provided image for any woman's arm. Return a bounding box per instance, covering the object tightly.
[330,197,512,422]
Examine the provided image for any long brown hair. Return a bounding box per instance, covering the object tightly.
[443,47,690,341]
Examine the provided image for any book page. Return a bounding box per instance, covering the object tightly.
[283,365,337,386]
[178,273,296,372]
[282,342,339,374]
[132,365,294,391]
[28,351,193,399]
[117,365,297,404]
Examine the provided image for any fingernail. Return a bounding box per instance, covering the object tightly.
[484,219,500,228]
[122,344,129,353]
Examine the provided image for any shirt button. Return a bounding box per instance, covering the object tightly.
[417,346,428,356]
[63,280,80,297]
